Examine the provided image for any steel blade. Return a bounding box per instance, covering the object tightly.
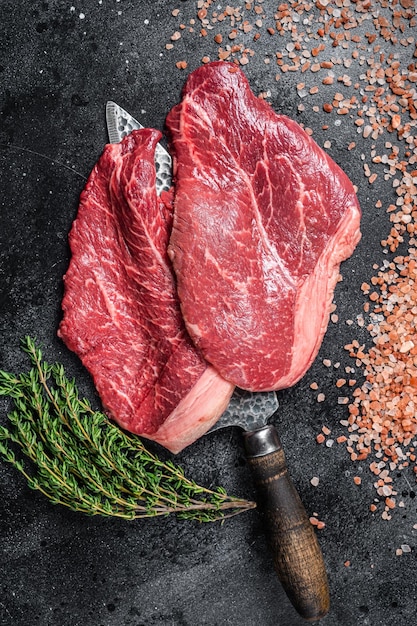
[211,388,279,433]
[105,101,172,194]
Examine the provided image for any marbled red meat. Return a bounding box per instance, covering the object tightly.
[58,129,234,453]
[166,62,362,392]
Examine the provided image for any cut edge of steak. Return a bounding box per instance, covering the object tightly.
[166,61,362,392]
[151,364,234,453]
[58,128,234,453]
[275,206,361,391]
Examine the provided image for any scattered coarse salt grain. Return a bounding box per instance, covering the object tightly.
[309,515,325,530]
[311,476,320,487]
[337,397,349,405]
[396,544,412,556]
[344,244,417,517]
[399,340,414,353]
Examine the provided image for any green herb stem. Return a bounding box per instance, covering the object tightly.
[0,337,256,522]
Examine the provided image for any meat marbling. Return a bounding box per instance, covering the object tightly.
[58,129,234,453]
[166,62,362,392]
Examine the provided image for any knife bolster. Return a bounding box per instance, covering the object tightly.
[243,424,282,458]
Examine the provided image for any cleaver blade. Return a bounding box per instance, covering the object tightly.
[210,387,279,433]
[106,100,172,195]
[105,102,329,622]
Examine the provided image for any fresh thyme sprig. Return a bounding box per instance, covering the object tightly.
[0,337,255,522]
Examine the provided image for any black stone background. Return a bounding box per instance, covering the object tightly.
[1,1,416,625]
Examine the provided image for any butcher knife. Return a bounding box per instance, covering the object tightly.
[105,101,330,622]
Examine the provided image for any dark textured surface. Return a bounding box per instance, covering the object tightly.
[1,2,417,625]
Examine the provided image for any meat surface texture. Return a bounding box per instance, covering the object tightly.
[166,62,362,392]
[58,129,234,453]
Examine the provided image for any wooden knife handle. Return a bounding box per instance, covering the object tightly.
[243,425,330,622]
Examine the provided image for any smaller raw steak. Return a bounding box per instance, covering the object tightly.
[166,62,361,392]
[58,129,234,453]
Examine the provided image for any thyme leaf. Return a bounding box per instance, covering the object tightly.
[0,337,256,522]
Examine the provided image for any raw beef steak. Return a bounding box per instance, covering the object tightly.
[166,62,362,392]
[58,129,234,453]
